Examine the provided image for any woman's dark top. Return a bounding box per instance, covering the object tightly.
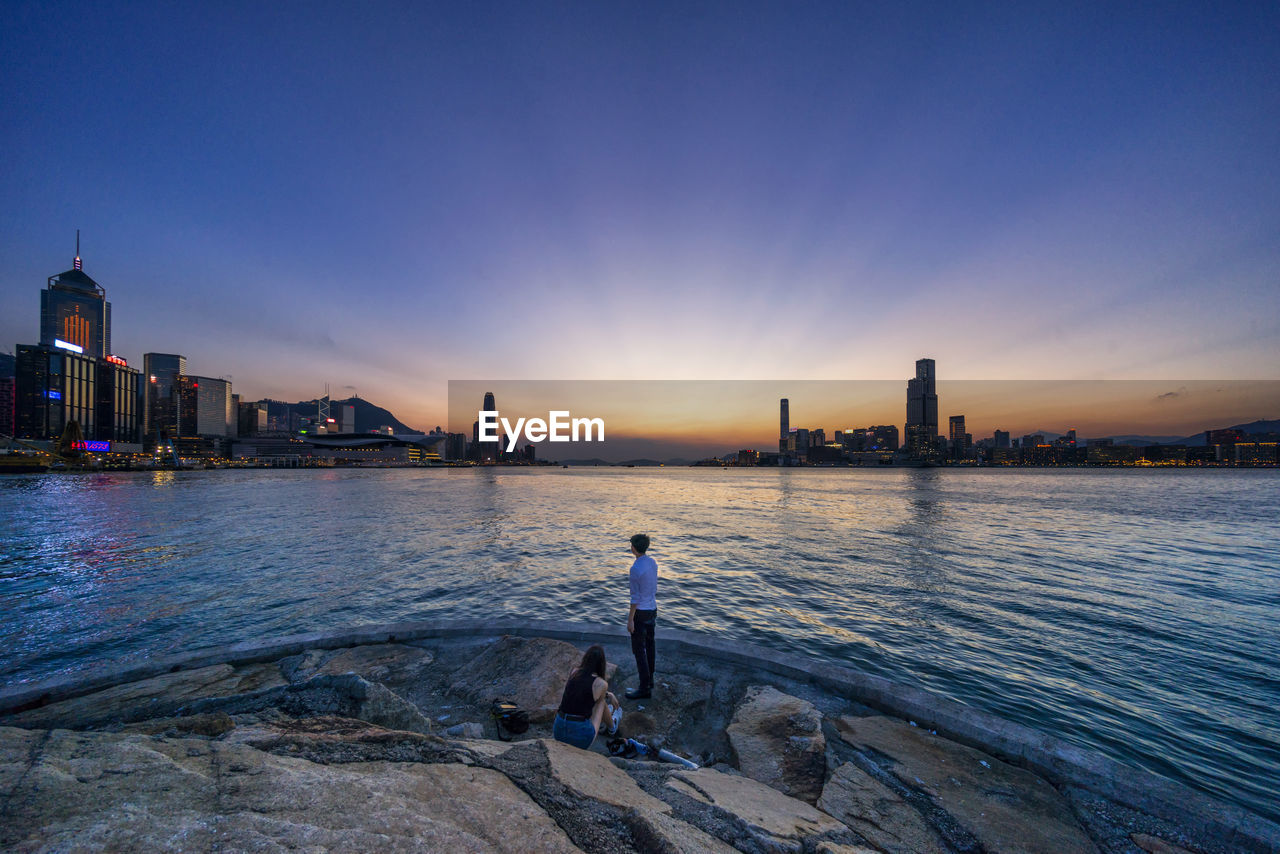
[558,669,598,718]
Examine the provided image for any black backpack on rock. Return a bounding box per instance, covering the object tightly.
[490,700,530,741]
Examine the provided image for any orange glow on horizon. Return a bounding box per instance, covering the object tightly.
[446,380,1280,447]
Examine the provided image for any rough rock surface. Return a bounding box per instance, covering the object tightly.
[668,767,848,850]
[0,634,1267,854]
[618,710,656,738]
[818,759,949,854]
[185,672,436,734]
[123,711,237,738]
[727,685,826,804]
[1131,833,1199,854]
[835,715,1099,854]
[450,636,617,723]
[640,673,717,756]
[0,726,580,853]
[6,662,285,729]
[625,808,742,854]
[281,643,435,685]
[224,715,458,765]
[543,738,671,814]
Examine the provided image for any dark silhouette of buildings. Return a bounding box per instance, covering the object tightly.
[949,415,971,459]
[472,390,499,462]
[905,358,939,459]
[0,354,14,438]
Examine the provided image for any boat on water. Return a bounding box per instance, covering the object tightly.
[0,453,49,474]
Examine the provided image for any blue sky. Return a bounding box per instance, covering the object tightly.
[2,1,1277,430]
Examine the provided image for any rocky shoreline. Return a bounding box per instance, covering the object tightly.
[1,623,1276,853]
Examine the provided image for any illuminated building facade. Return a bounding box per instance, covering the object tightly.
[14,343,97,440]
[144,353,187,447]
[12,344,141,444]
[177,376,234,438]
[840,425,899,452]
[97,358,142,443]
[40,243,110,360]
[1235,443,1278,465]
[13,246,140,446]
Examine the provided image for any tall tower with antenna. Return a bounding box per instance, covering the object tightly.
[318,383,331,429]
[41,230,110,359]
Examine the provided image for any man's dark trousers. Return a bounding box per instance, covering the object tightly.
[631,609,656,690]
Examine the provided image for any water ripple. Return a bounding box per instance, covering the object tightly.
[1,467,1277,822]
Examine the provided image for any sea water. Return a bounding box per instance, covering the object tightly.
[1,467,1277,822]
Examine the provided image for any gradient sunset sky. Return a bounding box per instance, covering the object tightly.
[2,2,1277,433]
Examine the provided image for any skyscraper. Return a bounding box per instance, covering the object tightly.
[0,375,13,439]
[177,376,233,438]
[478,390,498,462]
[15,241,140,446]
[40,236,111,360]
[97,357,141,443]
[779,398,789,440]
[0,353,14,438]
[905,358,939,459]
[15,343,96,440]
[949,414,969,459]
[144,353,186,447]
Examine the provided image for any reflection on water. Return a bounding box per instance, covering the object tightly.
[1,467,1278,823]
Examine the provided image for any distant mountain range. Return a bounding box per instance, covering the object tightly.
[1029,419,1280,447]
[285,397,422,435]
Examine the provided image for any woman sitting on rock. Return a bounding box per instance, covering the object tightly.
[552,644,622,749]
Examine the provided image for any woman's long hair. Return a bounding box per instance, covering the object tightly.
[576,644,607,680]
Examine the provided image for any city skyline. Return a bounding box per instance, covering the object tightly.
[3,4,1279,431]
[447,378,1280,462]
[10,239,1280,445]
[8,241,1278,457]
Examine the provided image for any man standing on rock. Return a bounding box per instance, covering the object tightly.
[626,533,658,700]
